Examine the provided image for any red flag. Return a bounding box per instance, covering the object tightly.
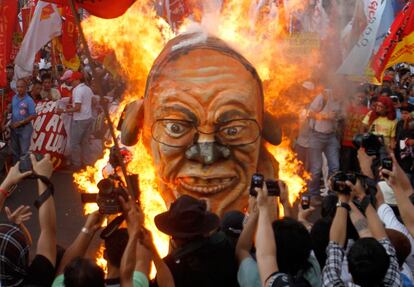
[62,7,77,60]
[41,0,136,18]
[371,2,414,81]
[0,0,18,87]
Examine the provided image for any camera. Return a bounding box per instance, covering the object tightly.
[265,179,281,197]
[352,133,385,157]
[330,172,357,194]
[81,174,139,214]
[19,153,44,173]
[301,195,310,210]
[249,173,264,197]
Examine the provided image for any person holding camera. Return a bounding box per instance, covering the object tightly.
[321,175,402,287]
[237,182,321,287]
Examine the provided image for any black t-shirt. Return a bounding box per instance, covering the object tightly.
[155,232,239,287]
[22,255,55,287]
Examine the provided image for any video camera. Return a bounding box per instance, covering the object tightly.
[330,172,357,195]
[353,133,392,172]
[81,174,139,215]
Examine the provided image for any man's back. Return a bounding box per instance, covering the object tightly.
[162,232,239,287]
[72,83,93,121]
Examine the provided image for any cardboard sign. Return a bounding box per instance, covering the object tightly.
[30,101,67,168]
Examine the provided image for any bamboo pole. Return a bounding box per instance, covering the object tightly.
[67,0,136,201]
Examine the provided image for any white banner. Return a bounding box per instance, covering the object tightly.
[337,0,387,76]
[14,1,62,79]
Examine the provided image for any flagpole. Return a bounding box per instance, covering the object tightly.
[67,0,136,201]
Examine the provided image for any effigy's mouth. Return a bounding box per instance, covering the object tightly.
[178,176,237,194]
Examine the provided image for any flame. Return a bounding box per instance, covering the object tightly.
[74,0,321,272]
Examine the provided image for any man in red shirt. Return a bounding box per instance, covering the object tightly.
[340,86,369,172]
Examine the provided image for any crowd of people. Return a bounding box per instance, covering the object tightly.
[1,58,125,172]
[0,59,413,286]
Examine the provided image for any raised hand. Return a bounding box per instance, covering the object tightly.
[31,154,53,178]
[5,205,32,225]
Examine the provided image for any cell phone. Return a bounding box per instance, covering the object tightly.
[266,179,280,197]
[249,173,264,197]
[301,195,310,210]
[19,153,44,173]
[381,158,393,178]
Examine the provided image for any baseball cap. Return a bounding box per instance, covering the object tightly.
[68,71,84,82]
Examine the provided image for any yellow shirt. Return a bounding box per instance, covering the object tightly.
[362,112,397,146]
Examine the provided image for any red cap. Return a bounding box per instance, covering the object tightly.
[383,75,393,82]
[68,71,83,82]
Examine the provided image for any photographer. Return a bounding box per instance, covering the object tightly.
[0,154,57,286]
[321,176,402,287]
[254,184,321,287]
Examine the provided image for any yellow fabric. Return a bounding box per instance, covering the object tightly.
[362,113,397,146]
[377,31,414,82]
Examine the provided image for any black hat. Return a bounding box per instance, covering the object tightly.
[155,195,220,238]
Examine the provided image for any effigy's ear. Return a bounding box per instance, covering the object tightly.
[119,99,144,146]
[262,112,282,145]
[257,142,279,179]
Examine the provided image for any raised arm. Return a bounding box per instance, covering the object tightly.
[321,192,349,287]
[235,196,258,263]
[382,153,414,237]
[31,154,57,267]
[255,185,279,285]
[119,196,149,286]
[140,229,175,287]
[56,211,103,275]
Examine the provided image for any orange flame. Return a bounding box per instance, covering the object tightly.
[75,0,320,271]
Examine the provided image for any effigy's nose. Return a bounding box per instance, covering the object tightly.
[185,142,231,165]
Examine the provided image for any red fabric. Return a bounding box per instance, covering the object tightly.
[371,1,414,81]
[0,1,18,88]
[58,85,72,98]
[368,96,396,126]
[30,101,67,169]
[68,71,83,82]
[62,7,77,60]
[21,7,34,36]
[342,105,369,147]
[41,0,136,19]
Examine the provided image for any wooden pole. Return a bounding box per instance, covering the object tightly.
[67,0,136,201]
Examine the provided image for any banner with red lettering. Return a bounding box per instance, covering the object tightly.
[0,1,18,87]
[62,7,77,59]
[30,101,67,169]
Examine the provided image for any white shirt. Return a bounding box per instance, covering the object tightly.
[378,203,414,274]
[72,83,93,121]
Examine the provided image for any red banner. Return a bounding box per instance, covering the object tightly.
[62,7,77,60]
[30,101,67,169]
[22,7,33,36]
[42,0,136,19]
[371,2,414,81]
[0,0,18,87]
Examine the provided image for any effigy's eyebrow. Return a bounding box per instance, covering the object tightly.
[156,105,198,123]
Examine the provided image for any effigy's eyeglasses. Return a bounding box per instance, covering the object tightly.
[151,118,261,148]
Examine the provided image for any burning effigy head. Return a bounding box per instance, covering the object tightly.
[120,32,282,215]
